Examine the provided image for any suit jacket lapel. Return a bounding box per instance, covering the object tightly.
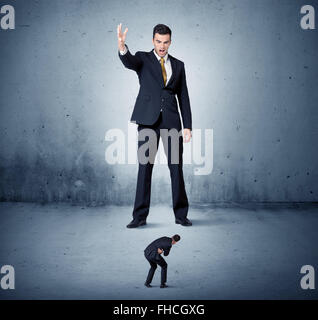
[149,49,165,87]
[166,54,176,87]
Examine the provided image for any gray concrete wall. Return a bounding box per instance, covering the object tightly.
[0,0,317,204]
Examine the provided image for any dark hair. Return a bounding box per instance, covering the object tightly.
[172,234,181,242]
[153,24,172,39]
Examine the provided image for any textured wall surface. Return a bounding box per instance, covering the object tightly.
[0,0,317,204]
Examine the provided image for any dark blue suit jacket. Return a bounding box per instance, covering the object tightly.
[118,45,192,131]
[144,236,172,260]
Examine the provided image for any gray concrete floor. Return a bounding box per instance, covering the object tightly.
[0,202,318,300]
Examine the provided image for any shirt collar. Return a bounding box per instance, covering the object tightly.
[153,49,169,63]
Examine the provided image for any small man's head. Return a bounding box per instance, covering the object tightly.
[152,24,172,57]
[171,234,181,245]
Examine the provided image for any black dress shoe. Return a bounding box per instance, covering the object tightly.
[160,284,168,288]
[175,218,192,226]
[126,219,146,228]
[144,283,152,288]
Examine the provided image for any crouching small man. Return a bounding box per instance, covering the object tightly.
[144,234,180,288]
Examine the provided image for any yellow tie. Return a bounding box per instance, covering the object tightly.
[160,57,167,86]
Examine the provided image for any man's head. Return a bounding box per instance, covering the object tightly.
[152,24,172,57]
[171,234,181,245]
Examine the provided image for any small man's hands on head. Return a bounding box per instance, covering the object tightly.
[183,128,192,143]
[117,22,128,51]
[158,248,163,254]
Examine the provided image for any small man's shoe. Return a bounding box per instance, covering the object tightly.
[126,219,147,228]
[175,218,192,226]
[160,284,168,288]
[144,283,152,288]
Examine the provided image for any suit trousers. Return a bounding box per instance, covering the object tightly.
[145,252,167,285]
[132,112,189,221]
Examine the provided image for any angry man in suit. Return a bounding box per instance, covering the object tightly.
[117,23,192,228]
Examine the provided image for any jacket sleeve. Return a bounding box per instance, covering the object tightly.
[177,62,192,130]
[118,44,143,72]
[163,245,171,256]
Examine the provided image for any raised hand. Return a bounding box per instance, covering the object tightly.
[117,22,128,51]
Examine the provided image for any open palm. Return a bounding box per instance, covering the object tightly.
[117,23,128,50]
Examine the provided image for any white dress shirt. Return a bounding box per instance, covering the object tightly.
[119,45,172,86]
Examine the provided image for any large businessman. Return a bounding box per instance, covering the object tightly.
[117,23,192,228]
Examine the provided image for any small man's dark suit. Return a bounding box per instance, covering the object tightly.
[118,44,192,225]
[144,236,172,286]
